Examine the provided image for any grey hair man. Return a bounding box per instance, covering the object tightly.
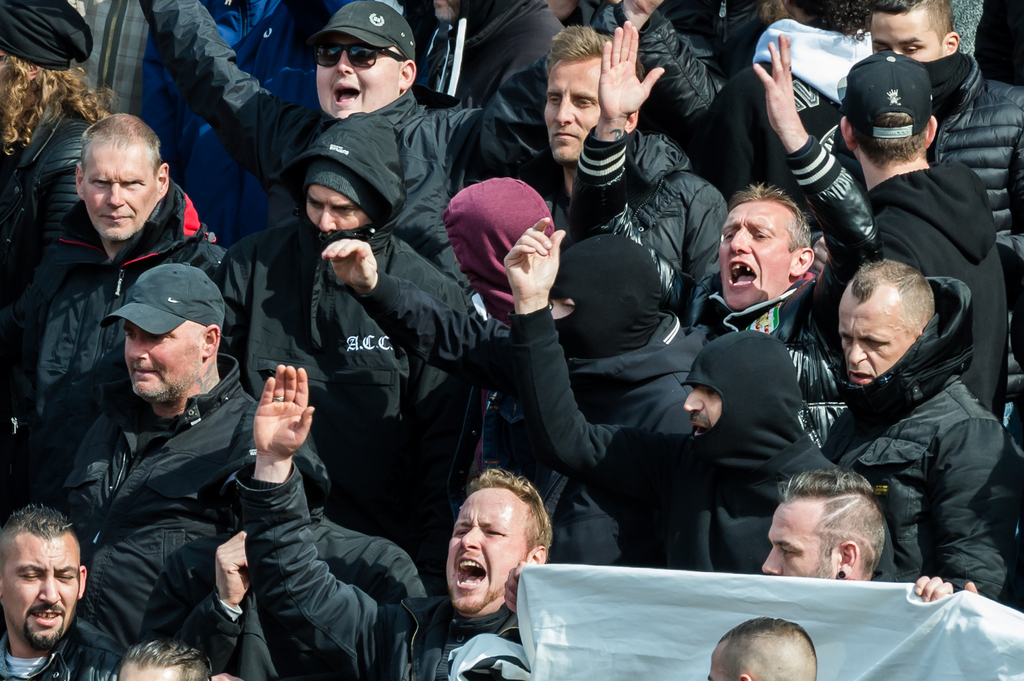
[708,617,817,681]
[0,505,123,681]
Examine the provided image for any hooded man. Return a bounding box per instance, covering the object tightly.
[140,448,425,681]
[839,50,1006,415]
[503,223,833,572]
[214,114,469,592]
[427,0,563,107]
[328,224,704,568]
[824,260,1024,603]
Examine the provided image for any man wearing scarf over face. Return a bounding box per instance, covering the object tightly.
[326,228,706,569]
[501,225,834,573]
[871,0,1024,236]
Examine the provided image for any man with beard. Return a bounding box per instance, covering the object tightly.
[228,363,550,681]
[499,224,832,574]
[64,264,253,646]
[0,505,122,681]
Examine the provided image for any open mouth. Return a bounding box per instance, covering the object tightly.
[729,262,757,286]
[334,86,360,106]
[456,559,487,588]
[693,425,708,435]
[848,370,874,385]
[29,610,63,627]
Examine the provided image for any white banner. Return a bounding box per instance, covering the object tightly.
[517,564,1024,680]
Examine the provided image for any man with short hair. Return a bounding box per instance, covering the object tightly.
[65,264,252,646]
[871,0,1024,234]
[233,365,550,681]
[119,639,210,681]
[835,48,1006,414]
[708,617,817,681]
[0,114,223,510]
[0,505,122,681]
[824,260,1024,603]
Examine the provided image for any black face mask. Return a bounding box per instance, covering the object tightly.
[549,235,661,360]
[922,51,971,120]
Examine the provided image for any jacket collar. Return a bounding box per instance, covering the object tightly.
[0,619,81,680]
[949,55,984,118]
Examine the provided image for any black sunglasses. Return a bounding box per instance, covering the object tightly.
[314,44,404,68]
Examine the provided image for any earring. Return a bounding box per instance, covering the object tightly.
[837,570,847,580]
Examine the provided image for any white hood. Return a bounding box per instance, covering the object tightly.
[753,19,873,103]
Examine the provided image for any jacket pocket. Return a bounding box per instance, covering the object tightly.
[63,461,108,534]
[853,438,929,543]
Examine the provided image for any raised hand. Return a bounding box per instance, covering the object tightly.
[621,0,665,30]
[253,365,315,483]
[322,239,379,295]
[215,531,250,609]
[505,219,565,315]
[915,576,980,602]
[596,22,665,142]
[752,35,809,153]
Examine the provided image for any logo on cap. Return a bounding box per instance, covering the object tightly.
[369,13,385,26]
[887,89,901,106]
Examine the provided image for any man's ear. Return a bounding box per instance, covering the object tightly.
[527,545,548,566]
[790,247,815,279]
[924,116,938,149]
[202,325,221,359]
[156,162,170,200]
[78,565,88,600]
[76,163,86,201]
[837,541,860,580]
[943,30,960,55]
[399,60,416,93]
[624,110,640,135]
[840,117,859,152]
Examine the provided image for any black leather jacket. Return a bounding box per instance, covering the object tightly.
[0,621,122,681]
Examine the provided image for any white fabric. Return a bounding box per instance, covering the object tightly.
[753,19,873,103]
[448,634,531,681]
[517,565,1024,680]
[4,652,49,679]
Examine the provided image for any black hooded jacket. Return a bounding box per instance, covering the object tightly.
[0,620,123,681]
[427,0,563,107]
[509,321,832,573]
[0,181,223,509]
[66,356,255,646]
[869,163,1006,415]
[214,115,469,590]
[140,449,426,681]
[824,278,1024,603]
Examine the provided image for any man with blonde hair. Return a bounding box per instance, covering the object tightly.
[230,365,550,681]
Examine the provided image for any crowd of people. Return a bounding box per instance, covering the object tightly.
[0,0,1023,678]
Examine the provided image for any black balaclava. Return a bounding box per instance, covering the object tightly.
[0,0,91,71]
[922,51,972,122]
[549,235,661,360]
[684,331,809,472]
[304,157,388,227]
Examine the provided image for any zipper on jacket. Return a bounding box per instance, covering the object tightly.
[114,269,125,297]
[401,601,421,681]
[719,0,727,18]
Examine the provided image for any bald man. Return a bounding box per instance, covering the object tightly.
[709,617,816,681]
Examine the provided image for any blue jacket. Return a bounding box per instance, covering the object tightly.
[142,0,346,247]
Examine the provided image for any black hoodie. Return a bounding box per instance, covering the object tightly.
[140,448,425,681]
[214,115,470,591]
[824,278,1024,603]
[509,319,833,573]
[427,0,562,107]
[869,162,1006,414]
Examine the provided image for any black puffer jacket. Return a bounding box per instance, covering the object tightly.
[569,131,725,313]
[427,0,562,107]
[0,116,87,308]
[140,0,552,273]
[976,0,1024,86]
[824,278,1024,604]
[0,182,223,509]
[140,449,426,681]
[215,117,469,591]
[509,321,833,573]
[356,272,706,567]
[934,57,1024,233]
[0,621,123,681]
[67,356,255,646]
[238,465,520,681]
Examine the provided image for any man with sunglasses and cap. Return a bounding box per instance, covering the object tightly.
[63,263,255,647]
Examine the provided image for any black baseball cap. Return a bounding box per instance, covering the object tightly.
[840,51,932,139]
[101,264,225,334]
[307,2,415,61]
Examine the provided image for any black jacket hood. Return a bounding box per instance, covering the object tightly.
[684,330,812,472]
[834,277,974,424]
[869,163,995,265]
[280,114,406,253]
[454,0,549,46]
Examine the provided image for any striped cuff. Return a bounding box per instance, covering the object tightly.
[786,136,841,196]
[578,133,627,185]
